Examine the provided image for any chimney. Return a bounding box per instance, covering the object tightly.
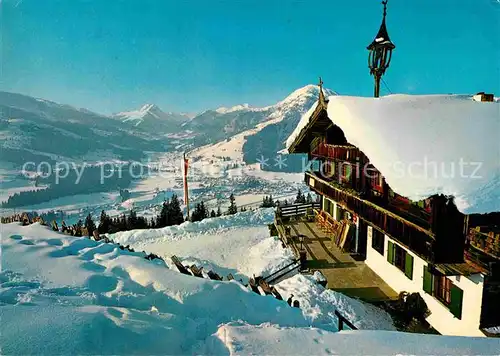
[473,92,494,102]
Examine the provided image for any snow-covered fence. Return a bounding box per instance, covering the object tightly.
[277,202,320,218]
[335,309,358,331]
[263,259,302,285]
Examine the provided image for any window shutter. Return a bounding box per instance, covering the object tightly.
[449,284,463,319]
[422,266,433,294]
[404,253,414,280]
[387,241,394,264]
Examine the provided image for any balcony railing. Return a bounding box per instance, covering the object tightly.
[386,196,432,230]
[467,227,500,260]
[311,143,366,162]
[306,172,435,261]
[312,170,431,230]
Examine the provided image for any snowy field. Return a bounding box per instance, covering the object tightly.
[0,150,305,226]
[2,220,499,355]
[0,169,47,204]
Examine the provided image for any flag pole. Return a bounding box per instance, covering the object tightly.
[183,152,190,220]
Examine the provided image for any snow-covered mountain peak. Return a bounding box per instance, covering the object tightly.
[139,103,160,114]
[113,103,190,127]
[114,103,162,120]
[277,84,336,108]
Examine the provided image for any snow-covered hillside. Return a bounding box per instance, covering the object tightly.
[191,84,336,171]
[0,91,168,166]
[2,216,499,354]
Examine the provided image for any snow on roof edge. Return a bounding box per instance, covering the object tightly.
[286,94,500,215]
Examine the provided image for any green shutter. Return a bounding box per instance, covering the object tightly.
[387,241,394,264]
[404,253,414,280]
[449,284,463,319]
[422,266,433,294]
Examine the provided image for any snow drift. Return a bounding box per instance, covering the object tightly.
[1,219,393,354]
[216,322,500,355]
[1,216,498,354]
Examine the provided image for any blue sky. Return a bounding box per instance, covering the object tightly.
[2,0,499,114]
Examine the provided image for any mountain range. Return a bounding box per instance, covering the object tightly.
[0,85,335,168]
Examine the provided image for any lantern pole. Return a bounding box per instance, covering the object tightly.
[374,75,381,98]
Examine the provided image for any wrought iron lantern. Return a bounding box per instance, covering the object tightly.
[367,1,395,97]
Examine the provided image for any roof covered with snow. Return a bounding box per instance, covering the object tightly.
[287,94,500,214]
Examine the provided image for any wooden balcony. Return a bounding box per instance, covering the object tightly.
[387,195,431,229]
[465,227,500,272]
[468,227,500,258]
[305,172,436,262]
[311,143,367,162]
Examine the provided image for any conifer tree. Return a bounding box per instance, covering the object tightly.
[190,202,207,222]
[75,219,83,237]
[216,206,222,217]
[227,194,238,215]
[118,214,127,232]
[295,189,306,204]
[157,200,170,228]
[84,213,96,237]
[98,210,111,234]
[210,209,216,218]
[169,194,184,225]
[127,210,138,230]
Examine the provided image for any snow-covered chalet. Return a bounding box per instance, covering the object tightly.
[285,0,499,337]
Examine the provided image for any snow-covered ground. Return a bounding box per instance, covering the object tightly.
[108,209,395,331]
[2,220,499,355]
[216,323,500,355]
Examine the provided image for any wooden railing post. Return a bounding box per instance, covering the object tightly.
[338,317,344,331]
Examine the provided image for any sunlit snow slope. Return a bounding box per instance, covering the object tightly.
[2,220,499,354]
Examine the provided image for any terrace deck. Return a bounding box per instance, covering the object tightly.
[279,218,398,302]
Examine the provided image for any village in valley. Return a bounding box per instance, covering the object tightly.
[1,0,499,354]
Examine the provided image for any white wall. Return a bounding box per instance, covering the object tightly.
[365,226,485,337]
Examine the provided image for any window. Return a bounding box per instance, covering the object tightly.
[328,200,335,218]
[323,199,335,219]
[323,161,335,179]
[370,227,385,255]
[324,199,331,215]
[336,205,344,222]
[422,267,463,319]
[341,163,352,183]
[435,275,452,305]
[387,241,413,280]
[394,245,406,271]
[370,172,383,189]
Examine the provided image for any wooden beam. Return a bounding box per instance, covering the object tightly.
[289,105,327,153]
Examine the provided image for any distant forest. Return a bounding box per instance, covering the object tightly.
[1,164,142,208]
